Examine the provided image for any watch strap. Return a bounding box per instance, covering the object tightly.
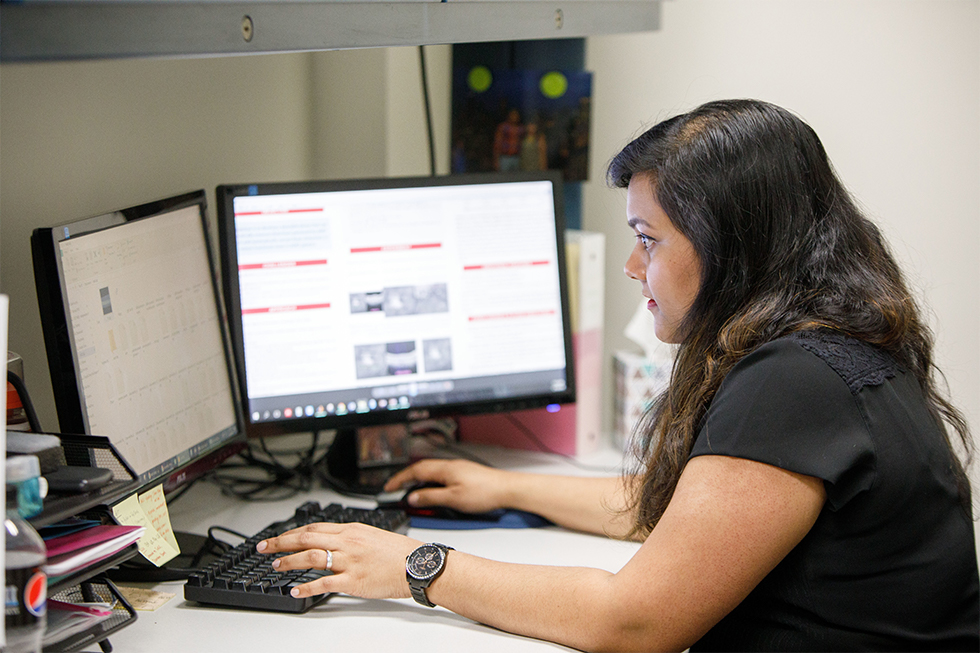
[407,543,454,608]
[410,582,436,607]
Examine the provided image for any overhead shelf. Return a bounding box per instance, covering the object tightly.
[0,0,661,62]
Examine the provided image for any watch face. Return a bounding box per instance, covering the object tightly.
[407,544,446,581]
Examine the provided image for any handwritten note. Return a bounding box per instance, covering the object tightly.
[111,487,180,566]
[138,485,180,552]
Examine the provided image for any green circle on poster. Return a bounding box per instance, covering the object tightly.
[468,66,493,93]
[540,72,568,99]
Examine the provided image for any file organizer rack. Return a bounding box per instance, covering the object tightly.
[25,434,142,652]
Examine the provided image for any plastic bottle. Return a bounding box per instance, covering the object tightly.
[4,484,47,653]
[5,380,30,432]
[6,456,47,520]
[6,352,31,432]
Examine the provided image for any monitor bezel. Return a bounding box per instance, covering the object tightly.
[216,171,576,440]
[31,190,248,493]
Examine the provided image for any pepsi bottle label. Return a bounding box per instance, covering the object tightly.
[5,566,47,627]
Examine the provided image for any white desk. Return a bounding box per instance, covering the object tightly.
[98,446,641,652]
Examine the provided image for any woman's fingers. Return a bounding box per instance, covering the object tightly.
[272,548,333,572]
[383,459,451,491]
[290,574,336,599]
[383,459,506,514]
[405,484,456,508]
[255,521,422,600]
[258,522,342,555]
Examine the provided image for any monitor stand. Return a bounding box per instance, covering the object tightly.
[320,427,407,495]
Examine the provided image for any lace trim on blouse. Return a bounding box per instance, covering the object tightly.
[789,330,898,395]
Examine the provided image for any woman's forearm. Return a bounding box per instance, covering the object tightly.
[386,460,638,540]
[425,553,662,653]
[498,472,636,539]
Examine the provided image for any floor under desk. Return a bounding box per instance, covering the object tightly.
[94,445,640,653]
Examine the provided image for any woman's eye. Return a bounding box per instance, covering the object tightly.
[636,234,655,248]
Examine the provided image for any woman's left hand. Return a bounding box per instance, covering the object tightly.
[256,523,424,600]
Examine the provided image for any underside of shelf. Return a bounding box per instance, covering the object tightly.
[0,0,662,62]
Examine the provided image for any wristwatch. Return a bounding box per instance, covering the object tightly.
[406,542,454,607]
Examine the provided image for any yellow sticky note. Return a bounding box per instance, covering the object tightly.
[139,484,180,553]
[112,491,179,566]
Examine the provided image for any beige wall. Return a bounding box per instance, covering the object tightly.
[0,46,454,430]
[581,0,979,550]
[1,2,977,522]
[583,0,979,464]
[1,53,316,427]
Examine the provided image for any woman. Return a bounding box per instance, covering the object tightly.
[258,100,979,651]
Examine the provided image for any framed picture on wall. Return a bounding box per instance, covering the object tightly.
[451,67,592,182]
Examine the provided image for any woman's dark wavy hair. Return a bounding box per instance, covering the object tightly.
[607,99,973,536]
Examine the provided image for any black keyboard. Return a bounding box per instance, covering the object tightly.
[183,501,410,613]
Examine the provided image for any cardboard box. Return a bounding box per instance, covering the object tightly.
[613,350,670,451]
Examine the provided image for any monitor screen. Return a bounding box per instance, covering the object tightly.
[31,190,246,493]
[217,172,575,446]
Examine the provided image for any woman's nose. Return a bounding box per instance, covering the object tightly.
[624,247,643,281]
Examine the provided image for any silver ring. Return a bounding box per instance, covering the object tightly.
[325,549,333,571]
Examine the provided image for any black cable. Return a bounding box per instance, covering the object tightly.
[416,430,496,468]
[208,459,307,502]
[205,432,331,502]
[207,525,249,542]
[418,45,437,177]
[299,430,322,470]
[503,413,623,473]
[7,370,43,433]
[256,434,292,472]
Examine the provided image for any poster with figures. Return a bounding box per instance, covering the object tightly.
[451,66,592,181]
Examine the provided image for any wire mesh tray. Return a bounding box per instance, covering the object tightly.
[43,577,137,653]
[29,434,139,528]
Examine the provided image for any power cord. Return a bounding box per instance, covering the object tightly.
[503,413,623,473]
[206,432,330,502]
[412,428,496,468]
[7,370,44,433]
[418,45,437,177]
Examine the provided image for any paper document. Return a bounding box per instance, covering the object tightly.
[44,525,145,576]
[111,487,180,566]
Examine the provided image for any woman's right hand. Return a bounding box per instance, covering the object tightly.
[383,459,512,514]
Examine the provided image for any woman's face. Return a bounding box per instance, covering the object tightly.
[623,173,702,344]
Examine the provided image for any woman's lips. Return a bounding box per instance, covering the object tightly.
[647,298,657,310]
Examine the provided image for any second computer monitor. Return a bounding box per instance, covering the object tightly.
[31,190,246,493]
[217,171,575,442]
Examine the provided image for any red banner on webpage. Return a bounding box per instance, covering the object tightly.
[239,259,327,271]
[469,309,556,321]
[463,260,550,271]
[242,303,331,315]
[235,207,325,217]
[350,243,441,253]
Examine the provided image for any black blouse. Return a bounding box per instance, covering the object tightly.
[689,331,979,651]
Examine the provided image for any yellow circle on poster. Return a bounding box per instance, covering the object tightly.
[468,66,493,93]
[540,71,568,99]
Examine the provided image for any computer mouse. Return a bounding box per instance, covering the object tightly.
[399,481,444,504]
[380,482,504,522]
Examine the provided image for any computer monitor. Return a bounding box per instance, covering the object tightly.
[31,190,247,496]
[216,171,575,490]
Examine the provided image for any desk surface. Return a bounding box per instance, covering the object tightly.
[97,446,640,652]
